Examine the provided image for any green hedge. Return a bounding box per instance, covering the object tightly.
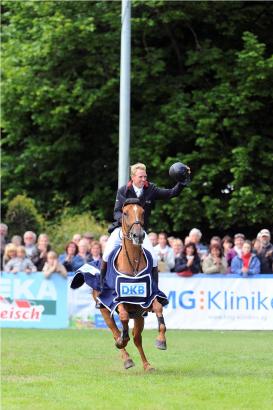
[46,210,108,254]
[5,195,45,238]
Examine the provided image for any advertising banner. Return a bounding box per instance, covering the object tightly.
[0,272,68,329]
[145,274,273,330]
[68,276,121,329]
[68,273,273,330]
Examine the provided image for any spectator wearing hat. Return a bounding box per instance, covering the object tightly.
[233,233,245,257]
[231,240,261,276]
[256,229,273,274]
[202,244,228,274]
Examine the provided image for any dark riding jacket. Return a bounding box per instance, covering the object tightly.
[108,180,185,233]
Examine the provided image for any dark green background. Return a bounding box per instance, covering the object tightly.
[2,1,273,239]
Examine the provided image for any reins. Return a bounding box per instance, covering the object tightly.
[123,240,143,276]
[123,221,143,241]
[122,209,144,276]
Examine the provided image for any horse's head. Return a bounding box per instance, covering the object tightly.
[122,199,145,245]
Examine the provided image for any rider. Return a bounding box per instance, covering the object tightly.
[71,162,190,307]
[102,162,191,280]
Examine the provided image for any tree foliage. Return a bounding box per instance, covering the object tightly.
[2,1,273,237]
[46,209,107,255]
[5,195,45,237]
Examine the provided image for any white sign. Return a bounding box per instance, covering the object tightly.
[145,274,273,330]
[68,274,273,330]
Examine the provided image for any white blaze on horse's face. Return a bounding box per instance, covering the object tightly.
[133,205,138,219]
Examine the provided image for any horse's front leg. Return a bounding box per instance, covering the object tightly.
[100,307,134,369]
[115,303,130,349]
[152,298,167,350]
[133,317,155,372]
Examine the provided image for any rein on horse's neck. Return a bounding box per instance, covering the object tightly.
[117,236,146,276]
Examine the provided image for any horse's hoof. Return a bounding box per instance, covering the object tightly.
[115,336,130,349]
[155,339,167,350]
[144,364,156,373]
[124,359,135,369]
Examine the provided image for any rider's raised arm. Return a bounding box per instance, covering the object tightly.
[152,181,186,200]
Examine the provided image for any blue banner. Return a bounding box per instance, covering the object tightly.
[0,272,68,329]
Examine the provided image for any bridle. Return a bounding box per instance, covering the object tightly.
[123,220,144,242]
[122,204,145,243]
[122,206,145,275]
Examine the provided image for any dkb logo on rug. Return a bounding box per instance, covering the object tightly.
[120,282,147,297]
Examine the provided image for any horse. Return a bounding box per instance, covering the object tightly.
[97,198,168,372]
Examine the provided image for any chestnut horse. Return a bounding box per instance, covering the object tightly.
[97,198,168,371]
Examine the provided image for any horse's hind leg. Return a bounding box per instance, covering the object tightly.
[133,317,155,372]
[152,298,167,350]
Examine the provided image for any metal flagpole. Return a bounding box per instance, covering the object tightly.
[118,0,131,188]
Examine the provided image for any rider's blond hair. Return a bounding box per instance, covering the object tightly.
[130,163,146,177]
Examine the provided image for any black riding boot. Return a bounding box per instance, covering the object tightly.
[96,260,107,309]
[152,266,159,286]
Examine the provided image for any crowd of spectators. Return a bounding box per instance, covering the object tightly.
[1,223,272,277]
[149,227,273,276]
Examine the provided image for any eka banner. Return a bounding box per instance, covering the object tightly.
[0,272,68,329]
[145,274,273,330]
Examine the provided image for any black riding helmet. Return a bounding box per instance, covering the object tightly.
[169,162,190,183]
[123,198,143,208]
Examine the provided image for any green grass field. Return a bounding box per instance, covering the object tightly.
[1,329,273,410]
